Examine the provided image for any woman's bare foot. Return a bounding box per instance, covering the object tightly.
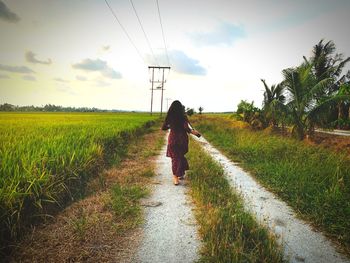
[173,175,179,185]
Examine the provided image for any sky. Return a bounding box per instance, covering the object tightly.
[0,0,350,112]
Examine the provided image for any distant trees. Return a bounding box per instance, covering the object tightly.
[235,100,265,129]
[0,103,111,112]
[236,100,258,122]
[198,106,204,114]
[0,103,15,111]
[236,39,350,140]
[186,107,195,116]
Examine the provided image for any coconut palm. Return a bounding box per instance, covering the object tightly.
[336,82,350,128]
[304,40,350,126]
[306,39,350,84]
[261,79,285,127]
[282,63,335,139]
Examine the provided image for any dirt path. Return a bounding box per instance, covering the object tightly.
[195,136,350,263]
[134,139,200,263]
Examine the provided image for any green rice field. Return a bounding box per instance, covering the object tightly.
[0,112,156,246]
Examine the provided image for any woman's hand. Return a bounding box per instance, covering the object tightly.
[191,129,201,138]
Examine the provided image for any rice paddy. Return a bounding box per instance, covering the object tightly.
[0,112,157,247]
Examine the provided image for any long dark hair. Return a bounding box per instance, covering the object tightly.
[164,100,187,131]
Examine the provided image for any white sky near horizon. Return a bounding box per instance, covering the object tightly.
[0,0,349,112]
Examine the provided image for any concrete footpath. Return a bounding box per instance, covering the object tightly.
[316,129,350,137]
[134,142,200,263]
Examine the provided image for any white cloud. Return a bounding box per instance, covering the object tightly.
[22,75,36,81]
[169,50,206,76]
[190,22,246,46]
[145,50,206,76]
[76,75,87,81]
[0,1,20,23]
[102,45,110,51]
[56,85,78,96]
[25,51,52,65]
[53,78,69,83]
[0,64,34,73]
[94,79,111,87]
[72,58,122,79]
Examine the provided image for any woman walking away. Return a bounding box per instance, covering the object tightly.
[162,100,201,185]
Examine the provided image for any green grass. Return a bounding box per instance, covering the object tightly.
[110,184,149,229]
[191,115,350,253]
[0,112,157,247]
[187,139,284,263]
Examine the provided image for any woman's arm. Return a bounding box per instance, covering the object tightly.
[190,129,201,137]
[185,121,201,137]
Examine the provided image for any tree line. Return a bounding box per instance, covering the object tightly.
[0,103,119,112]
[236,39,350,140]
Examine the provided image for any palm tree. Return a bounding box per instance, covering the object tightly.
[306,39,350,84]
[282,63,335,140]
[305,40,350,126]
[337,82,350,128]
[261,79,285,127]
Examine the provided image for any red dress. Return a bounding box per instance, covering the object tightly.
[162,120,191,177]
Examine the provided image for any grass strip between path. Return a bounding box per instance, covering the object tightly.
[191,115,350,255]
[187,138,285,263]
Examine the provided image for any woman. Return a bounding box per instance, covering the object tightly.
[162,100,201,185]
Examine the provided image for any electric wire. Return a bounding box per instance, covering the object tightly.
[130,0,159,66]
[156,0,170,66]
[104,0,146,64]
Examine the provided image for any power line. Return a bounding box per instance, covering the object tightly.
[129,0,159,66]
[156,0,170,66]
[104,0,146,64]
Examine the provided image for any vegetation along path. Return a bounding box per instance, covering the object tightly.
[6,122,164,262]
[134,135,200,263]
[194,135,349,263]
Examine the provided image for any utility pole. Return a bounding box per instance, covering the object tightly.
[150,67,154,115]
[148,66,170,116]
[160,67,165,116]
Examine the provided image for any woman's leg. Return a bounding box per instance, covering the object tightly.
[181,156,189,173]
[173,175,179,185]
[171,156,189,179]
[171,157,180,185]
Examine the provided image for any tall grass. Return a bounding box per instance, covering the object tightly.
[187,139,284,262]
[0,112,156,248]
[192,115,350,253]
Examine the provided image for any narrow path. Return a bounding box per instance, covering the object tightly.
[195,136,350,263]
[134,139,200,263]
[316,129,350,136]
